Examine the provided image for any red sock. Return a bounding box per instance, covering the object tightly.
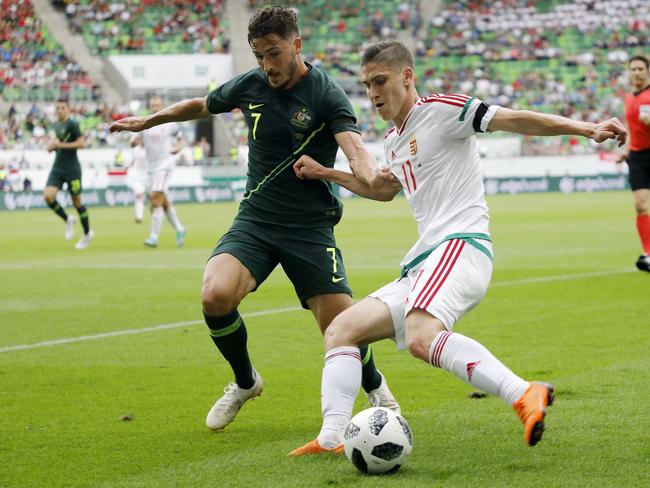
[636,214,650,255]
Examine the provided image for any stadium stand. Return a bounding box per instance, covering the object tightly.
[258,1,421,88]
[417,0,650,152]
[0,0,100,103]
[0,101,130,150]
[1,0,648,156]
[296,0,422,140]
[243,0,421,141]
[52,0,230,55]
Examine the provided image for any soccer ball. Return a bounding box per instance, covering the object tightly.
[343,407,413,475]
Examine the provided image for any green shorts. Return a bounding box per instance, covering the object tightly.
[46,166,82,196]
[210,218,352,308]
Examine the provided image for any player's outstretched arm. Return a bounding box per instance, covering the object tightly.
[487,107,628,147]
[293,155,401,201]
[334,131,380,186]
[109,97,212,133]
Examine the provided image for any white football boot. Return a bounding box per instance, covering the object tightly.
[206,370,263,431]
[65,215,76,240]
[366,371,401,414]
[75,230,95,250]
[143,236,158,248]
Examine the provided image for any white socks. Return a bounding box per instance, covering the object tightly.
[316,333,528,450]
[165,205,184,232]
[318,346,361,448]
[147,205,183,238]
[429,330,528,405]
[134,198,144,221]
[150,206,164,239]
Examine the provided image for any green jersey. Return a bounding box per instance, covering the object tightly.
[52,118,82,169]
[206,64,359,228]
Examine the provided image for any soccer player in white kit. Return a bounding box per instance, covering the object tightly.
[289,40,627,455]
[126,134,147,223]
[142,96,186,247]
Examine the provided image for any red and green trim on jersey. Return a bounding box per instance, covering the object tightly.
[420,93,472,108]
[393,94,474,137]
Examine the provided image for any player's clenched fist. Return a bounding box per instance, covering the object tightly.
[591,117,627,146]
[294,155,327,180]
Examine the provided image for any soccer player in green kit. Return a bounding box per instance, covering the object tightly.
[44,99,94,250]
[110,6,401,446]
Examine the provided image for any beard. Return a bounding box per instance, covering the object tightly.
[267,58,298,90]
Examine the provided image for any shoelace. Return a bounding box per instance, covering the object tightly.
[215,383,242,414]
[366,392,380,408]
[222,382,238,395]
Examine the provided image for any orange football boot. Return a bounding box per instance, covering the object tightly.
[513,382,555,446]
[287,439,344,457]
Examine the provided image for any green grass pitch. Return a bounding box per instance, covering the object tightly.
[1,192,649,487]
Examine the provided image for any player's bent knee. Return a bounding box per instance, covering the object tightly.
[405,336,429,362]
[201,282,239,316]
[43,189,56,203]
[323,316,360,349]
[149,192,164,207]
[405,311,445,362]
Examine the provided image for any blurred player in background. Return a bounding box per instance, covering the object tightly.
[126,134,147,223]
[110,6,400,440]
[141,95,186,248]
[617,55,650,272]
[290,40,627,454]
[43,99,94,250]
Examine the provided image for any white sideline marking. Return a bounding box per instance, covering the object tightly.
[0,263,205,270]
[491,267,634,287]
[0,263,399,271]
[0,307,303,354]
[0,263,633,272]
[0,268,635,354]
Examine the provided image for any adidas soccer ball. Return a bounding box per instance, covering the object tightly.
[343,407,413,475]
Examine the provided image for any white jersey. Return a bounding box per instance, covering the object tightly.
[142,123,181,171]
[129,145,147,177]
[127,144,148,194]
[383,94,499,267]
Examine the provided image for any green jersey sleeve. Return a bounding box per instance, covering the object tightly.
[206,75,242,114]
[321,82,359,134]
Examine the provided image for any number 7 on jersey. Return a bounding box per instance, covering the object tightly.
[251,112,261,140]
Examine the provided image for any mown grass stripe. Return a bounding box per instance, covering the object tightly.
[0,268,633,354]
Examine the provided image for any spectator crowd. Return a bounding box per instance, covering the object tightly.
[2,0,648,157]
[53,0,230,55]
[1,0,99,103]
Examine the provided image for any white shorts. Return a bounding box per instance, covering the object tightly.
[148,168,172,193]
[369,238,493,350]
[127,170,147,195]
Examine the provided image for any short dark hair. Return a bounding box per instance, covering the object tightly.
[630,55,649,69]
[56,98,69,105]
[248,6,299,46]
[361,41,413,70]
